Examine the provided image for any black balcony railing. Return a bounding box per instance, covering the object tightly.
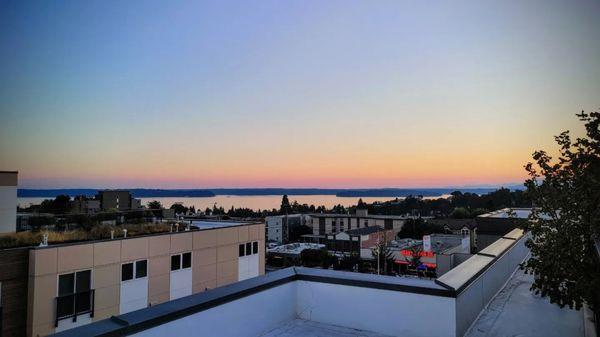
[54,289,95,327]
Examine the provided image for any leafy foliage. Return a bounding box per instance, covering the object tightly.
[146,200,163,210]
[397,218,446,239]
[521,111,600,310]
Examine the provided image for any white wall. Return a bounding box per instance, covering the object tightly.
[132,283,298,337]
[55,313,92,333]
[454,235,529,337]
[170,269,192,300]
[0,186,16,233]
[296,281,456,337]
[238,254,259,281]
[120,278,149,314]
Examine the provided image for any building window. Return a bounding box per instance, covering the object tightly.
[182,252,192,269]
[171,253,192,271]
[364,220,369,227]
[136,260,148,278]
[239,242,259,256]
[122,263,134,281]
[171,255,181,271]
[56,270,93,323]
[122,260,147,281]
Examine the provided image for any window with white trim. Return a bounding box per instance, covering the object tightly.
[171,252,192,271]
[238,241,259,257]
[121,260,147,282]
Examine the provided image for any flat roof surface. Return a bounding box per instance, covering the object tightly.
[465,267,584,337]
[191,220,256,229]
[436,254,494,290]
[260,319,393,337]
[478,208,533,219]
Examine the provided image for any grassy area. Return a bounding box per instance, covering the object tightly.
[0,222,174,249]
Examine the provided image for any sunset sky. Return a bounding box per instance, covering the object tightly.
[1,0,599,189]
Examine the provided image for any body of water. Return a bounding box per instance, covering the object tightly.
[18,194,450,211]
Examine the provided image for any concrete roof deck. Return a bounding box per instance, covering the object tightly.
[465,266,585,337]
[260,319,393,337]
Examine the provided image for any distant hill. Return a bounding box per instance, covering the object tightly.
[18,189,215,198]
[18,186,524,198]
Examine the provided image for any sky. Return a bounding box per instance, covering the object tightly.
[1,0,599,189]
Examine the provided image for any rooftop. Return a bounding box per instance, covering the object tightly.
[477,207,533,219]
[260,319,392,337]
[267,242,326,255]
[50,229,588,337]
[190,220,257,229]
[309,213,410,220]
[465,266,584,337]
[344,226,385,236]
[0,220,261,250]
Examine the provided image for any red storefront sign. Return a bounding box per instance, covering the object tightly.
[400,249,434,258]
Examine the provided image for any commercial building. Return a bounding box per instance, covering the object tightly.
[389,234,471,276]
[325,226,396,259]
[0,220,264,337]
[0,171,18,233]
[308,209,408,237]
[425,208,532,253]
[50,228,590,337]
[265,214,310,244]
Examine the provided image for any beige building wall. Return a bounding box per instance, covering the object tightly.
[27,223,265,337]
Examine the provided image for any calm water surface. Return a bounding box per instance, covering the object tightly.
[18,194,449,211]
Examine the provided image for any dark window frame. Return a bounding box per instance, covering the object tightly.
[56,269,94,326]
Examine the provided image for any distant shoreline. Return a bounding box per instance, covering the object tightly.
[17,186,523,198]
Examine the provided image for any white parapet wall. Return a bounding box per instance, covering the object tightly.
[296,280,456,337]
[437,228,530,337]
[0,171,18,233]
[52,230,532,337]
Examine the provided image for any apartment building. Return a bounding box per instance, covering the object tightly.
[308,209,407,237]
[51,228,590,337]
[265,214,310,244]
[0,171,18,233]
[0,220,265,337]
[95,190,142,211]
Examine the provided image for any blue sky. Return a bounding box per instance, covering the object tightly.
[1,0,599,188]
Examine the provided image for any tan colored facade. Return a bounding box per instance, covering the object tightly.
[311,216,405,236]
[26,223,265,337]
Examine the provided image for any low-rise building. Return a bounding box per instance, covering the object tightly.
[70,196,101,214]
[0,171,18,233]
[0,220,264,337]
[267,242,325,264]
[96,190,142,211]
[389,234,471,276]
[325,226,396,259]
[308,208,408,237]
[265,214,310,244]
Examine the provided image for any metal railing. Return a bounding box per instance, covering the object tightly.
[54,289,95,327]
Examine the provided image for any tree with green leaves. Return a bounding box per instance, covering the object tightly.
[280,195,292,214]
[147,200,163,210]
[521,111,600,311]
[371,233,395,275]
